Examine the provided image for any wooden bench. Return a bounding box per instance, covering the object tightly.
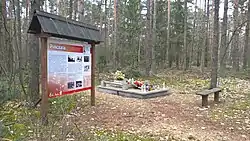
[196,88,222,107]
[101,80,129,90]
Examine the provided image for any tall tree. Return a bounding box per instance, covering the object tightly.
[28,0,40,106]
[151,0,156,74]
[184,0,188,70]
[16,0,27,97]
[174,0,183,69]
[232,0,240,71]
[191,0,198,65]
[49,0,55,13]
[201,0,207,72]
[113,0,117,68]
[210,0,219,88]
[243,0,250,69]
[69,0,73,19]
[145,0,153,75]
[247,0,250,71]
[1,0,8,73]
[79,0,85,21]
[204,0,210,67]
[0,0,3,74]
[167,0,171,68]
[73,0,78,20]
[220,0,228,68]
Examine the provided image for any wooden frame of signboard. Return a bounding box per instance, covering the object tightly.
[28,10,102,125]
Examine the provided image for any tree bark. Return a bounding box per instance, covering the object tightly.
[104,0,107,53]
[210,0,219,88]
[16,0,27,98]
[220,0,228,68]
[243,0,250,69]
[79,0,84,22]
[145,0,152,75]
[232,0,240,71]
[0,0,3,74]
[69,0,73,19]
[167,0,171,68]
[151,0,156,74]
[247,1,250,71]
[28,0,40,106]
[201,0,206,72]
[49,0,55,14]
[74,0,78,20]
[204,0,210,68]
[113,0,117,68]
[191,0,197,67]
[184,0,188,70]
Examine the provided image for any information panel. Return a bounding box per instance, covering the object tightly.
[47,39,91,98]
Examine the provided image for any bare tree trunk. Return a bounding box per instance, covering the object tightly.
[184,0,188,70]
[16,0,27,98]
[201,0,206,72]
[113,0,117,68]
[138,0,142,69]
[104,0,107,51]
[44,0,47,11]
[220,0,228,68]
[210,0,219,88]
[79,0,84,22]
[247,1,250,72]
[232,0,240,71]
[151,0,156,74]
[243,1,250,69]
[167,0,172,68]
[73,0,78,20]
[107,0,112,47]
[99,0,103,32]
[204,0,210,68]
[90,0,93,24]
[191,0,197,67]
[145,0,152,75]
[69,0,73,19]
[49,0,55,13]
[0,0,4,74]
[28,0,40,106]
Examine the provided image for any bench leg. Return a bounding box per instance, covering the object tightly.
[202,95,208,107]
[214,92,219,103]
[101,81,106,87]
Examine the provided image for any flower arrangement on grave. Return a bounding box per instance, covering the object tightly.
[126,78,143,89]
[114,70,125,80]
[133,80,144,88]
[124,78,162,91]
[140,80,159,91]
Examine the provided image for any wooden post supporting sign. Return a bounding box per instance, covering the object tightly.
[40,36,49,125]
[91,43,96,106]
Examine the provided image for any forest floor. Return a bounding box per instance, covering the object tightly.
[74,69,250,141]
[1,69,250,141]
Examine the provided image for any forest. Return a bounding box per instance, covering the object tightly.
[1,0,250,140]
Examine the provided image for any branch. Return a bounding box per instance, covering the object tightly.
[73,122,85,139]
[1,13,11,37]
[220,20,247,65]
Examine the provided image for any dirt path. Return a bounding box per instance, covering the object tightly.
[77,91,250,141]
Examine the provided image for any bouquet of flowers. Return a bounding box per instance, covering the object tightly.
[133,80,144,88]
[127,78,144,89]
[114,70,125,80]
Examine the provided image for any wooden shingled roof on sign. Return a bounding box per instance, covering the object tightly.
[28,10,103,44]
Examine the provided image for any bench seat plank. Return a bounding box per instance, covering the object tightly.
[196,88,221,96]
[196,87,222,107]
